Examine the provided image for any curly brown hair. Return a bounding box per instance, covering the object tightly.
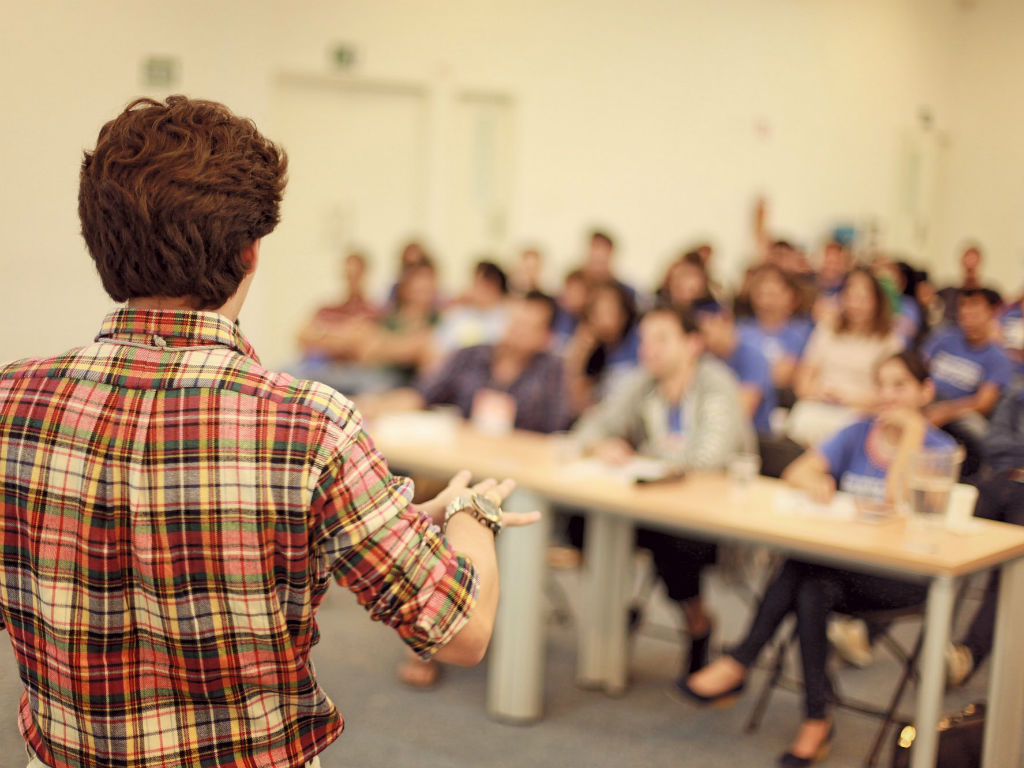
[79,95,288,309]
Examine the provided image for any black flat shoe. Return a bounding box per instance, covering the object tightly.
[673,676,745,708]
[687,629,712,675]
[777,724,835,767]
[627,602,644,634]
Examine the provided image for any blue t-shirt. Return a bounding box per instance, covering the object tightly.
[551,307,579,349]
[999,304,1024,373]
[818,418,955,501]
[922,327,1013,401]
[895,295,922,344]
[724,339,776,434]
[737,317,813,367]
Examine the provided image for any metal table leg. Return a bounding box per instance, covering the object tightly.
[982,556,1024,768]
[910,575,955,768]
[486,488,551,722]
[577,511,633,695]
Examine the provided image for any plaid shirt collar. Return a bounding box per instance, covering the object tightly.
[96,307,260,363]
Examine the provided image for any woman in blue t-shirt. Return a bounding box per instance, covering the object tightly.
[681,350,954,767]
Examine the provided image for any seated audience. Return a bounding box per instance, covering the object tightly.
[564,280,641,412]
[385,240,432,306]
[657,251,714,312]
[510,247,545,294]
[358,291,570,688]
[813,240,852,306]
[947,377,1024,685]
[936,244,1002,325]
[294,250,442,396]
[573,305,754,681]
[687,241,728,302]
[578,228,642,306]
[912,269,949,343]
[356,259,441,389]
[552,268,589,348]
[789,267,903,445]
[736,264,814,402]
[695,301,776,435]
[892,260,924,345]
[361,290,571,435]
[296,251,379,363]
[922,287,1012,476]
[685,351,954,767]
[997,292,1023,372]
[430,260,510,365]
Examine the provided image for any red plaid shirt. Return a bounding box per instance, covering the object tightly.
[0,309,478,768]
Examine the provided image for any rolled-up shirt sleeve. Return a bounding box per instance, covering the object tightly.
[308,424,479,659]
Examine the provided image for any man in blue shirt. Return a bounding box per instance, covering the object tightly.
[922,288,1012,475]
[695,301,776,435]
[735,265,813,405]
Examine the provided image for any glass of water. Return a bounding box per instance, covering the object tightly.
[728,452,761,499]
[904,445,964,552]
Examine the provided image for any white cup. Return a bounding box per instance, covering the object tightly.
[945,484,979,533]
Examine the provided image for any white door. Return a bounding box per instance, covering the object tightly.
[444,92,515,286]
[253,74,429,369]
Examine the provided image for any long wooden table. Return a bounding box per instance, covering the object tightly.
[372,424,1024,768]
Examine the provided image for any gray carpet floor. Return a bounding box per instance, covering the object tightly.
[0,558,1007,767]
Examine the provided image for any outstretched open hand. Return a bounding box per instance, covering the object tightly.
[418,469,541,529]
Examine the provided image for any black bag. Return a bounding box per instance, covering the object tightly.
[891,702,984,768]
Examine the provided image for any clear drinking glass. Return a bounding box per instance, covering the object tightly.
[904,445,964,552]
[728,452,761,498]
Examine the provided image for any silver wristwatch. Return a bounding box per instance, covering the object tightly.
[443,493,504,536]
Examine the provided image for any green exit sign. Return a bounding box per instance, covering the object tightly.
[143,56,180,87]
[332,45,357,69]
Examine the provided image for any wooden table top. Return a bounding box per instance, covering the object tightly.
[370,422,1024,579]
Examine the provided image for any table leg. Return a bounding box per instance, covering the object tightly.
[577,512,633,695]
[982,556,1024,768]
[486,488,551,723]
[910,575,955,768]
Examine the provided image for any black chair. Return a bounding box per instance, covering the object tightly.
[744,605,926,768]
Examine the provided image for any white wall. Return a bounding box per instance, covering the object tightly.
[0,0,277,363]
[930,0,1024,290]
[1,0,1019,370]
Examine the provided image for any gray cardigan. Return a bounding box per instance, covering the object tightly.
[572,356,755,471]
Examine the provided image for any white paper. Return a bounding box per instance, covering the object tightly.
[773,488,858,521]
[562,456,674,485]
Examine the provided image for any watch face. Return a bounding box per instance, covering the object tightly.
[473,494,502,522]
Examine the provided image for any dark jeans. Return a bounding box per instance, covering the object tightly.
[562,515,716,606]
[729,559,926,719]
[940,415,988,480]
[961,470,1024,666]
[635,528,717,604]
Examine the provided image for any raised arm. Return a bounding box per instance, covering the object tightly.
[878,408,928,504]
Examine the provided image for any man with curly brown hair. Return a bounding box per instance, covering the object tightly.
[0,95,535,768]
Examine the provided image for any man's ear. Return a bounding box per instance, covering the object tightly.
[241,238,262,274]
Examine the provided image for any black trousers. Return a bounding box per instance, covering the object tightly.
[563,515,716,606]
[634,528,717,604]
[729,559,926,719]
[961,470,1024,665]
